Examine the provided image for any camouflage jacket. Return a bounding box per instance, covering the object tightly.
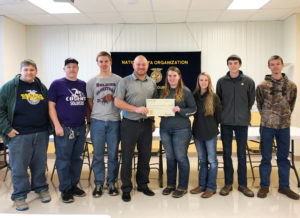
[256,74,297,129]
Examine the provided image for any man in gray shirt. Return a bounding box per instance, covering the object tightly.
[86,51,121,198]
[114,55,157,202]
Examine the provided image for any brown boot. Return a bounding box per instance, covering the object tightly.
[238,186,254,197]
[190,187,205,194]
[220,185,232,196]
[201,190,216,198]
[278,188,300,200]
[257,187,269,198]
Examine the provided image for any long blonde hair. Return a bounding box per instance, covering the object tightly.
[193,72,215,116]
[160,66,184,102]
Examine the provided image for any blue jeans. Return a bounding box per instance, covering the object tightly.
[160,128,191,190]
[8,131,49,201]
[54,125,86,192]
[194,136,218,192]
[259,127,290,189]
[221,125,248,186]
[90,119,120,185]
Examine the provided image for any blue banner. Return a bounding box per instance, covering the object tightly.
[111,51,201,92]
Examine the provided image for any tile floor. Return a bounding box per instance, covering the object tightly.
[0,154,300,218]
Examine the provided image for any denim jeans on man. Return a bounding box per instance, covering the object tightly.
[221,125,248,186]
[259,127,290,189]
[54,125,86,192]
[160,128,191,190]
[90,119,120,186]
[8,131,49,201]
[194,136,218,192]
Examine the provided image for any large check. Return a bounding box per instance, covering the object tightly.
[146,99,175,117]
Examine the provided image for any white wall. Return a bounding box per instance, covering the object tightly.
[283,15,297,123]
[285,14,300,156]
[1,17,26,85]
[0,17,4,86]
[27,21,284,90]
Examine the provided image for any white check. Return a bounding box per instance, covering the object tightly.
[146,99,175,117]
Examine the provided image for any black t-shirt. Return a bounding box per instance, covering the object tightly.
[12,79,48,135]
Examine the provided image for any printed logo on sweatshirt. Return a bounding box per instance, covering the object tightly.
[21,90,44,105]
[66,88,86,106]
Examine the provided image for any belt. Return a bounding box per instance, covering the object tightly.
[123,117,150,123]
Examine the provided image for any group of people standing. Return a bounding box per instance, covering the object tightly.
[0,52,298,212]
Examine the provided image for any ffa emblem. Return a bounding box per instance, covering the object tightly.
[150,68,163,83]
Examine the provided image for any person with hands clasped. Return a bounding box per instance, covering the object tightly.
[190,72,222,198]
[160,66,196,198]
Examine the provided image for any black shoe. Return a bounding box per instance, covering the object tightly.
[122,192,131,202]
[108,184,119,196]
[71,186,86,197]
[93,185,103,198]
[61,191,74,203]
[162,186,176,195]
[137,186,155,196]
[172,189,187,198]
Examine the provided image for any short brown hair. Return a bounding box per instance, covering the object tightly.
[227,55,242,65]
[20,59,37,70]
[268,55,284,65]
[96,51,112,62]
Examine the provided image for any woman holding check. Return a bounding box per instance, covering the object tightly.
[159,66,196,198]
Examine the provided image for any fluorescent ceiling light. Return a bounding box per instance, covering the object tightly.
[228,0,270,10]
[28,0,80,14]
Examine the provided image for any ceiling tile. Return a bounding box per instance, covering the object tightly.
[74,0,116,12]
[249,9,294,21]
[263,0,300,9]
[0,1,47,14]
[120,11,154,23]
[87,12,124,23]
[111,0,152,12]
[1,0,300,25]
[54,13,94,24]
[186,10,223,22]
[0,0,23,5]
[2,14,34,25]
[218,10,257,21]
[154,11,186,23]
[152,0,190,11]
[4,13,62,25]
[189,0,232,10]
